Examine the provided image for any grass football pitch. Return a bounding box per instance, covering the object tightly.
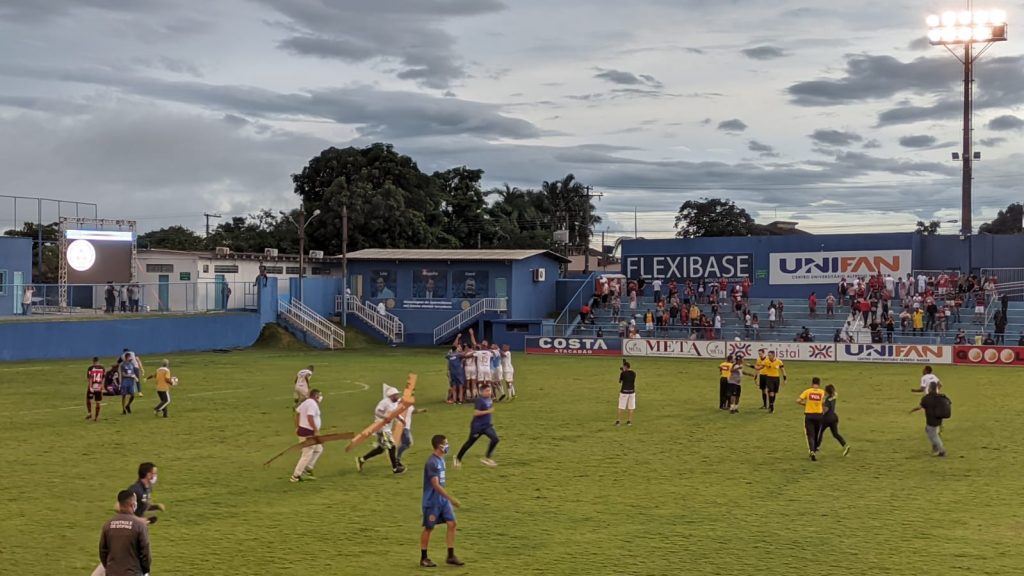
[1,346,1022,575]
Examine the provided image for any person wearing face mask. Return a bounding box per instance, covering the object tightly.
[420,434,463,568]
[128,462,165,525]
[97,490,151,576]
[290,389,324,483]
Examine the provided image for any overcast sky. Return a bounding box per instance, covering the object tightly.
[1,0,1022,241]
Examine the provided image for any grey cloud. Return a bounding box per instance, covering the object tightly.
[979,137,1008,147]
[876,99,962,127]
[788,54,955,106]
[898,135,938,148]
[130,56,204,78]
[741,46,787,60]
[594,68,663,88]
[810,129,863,147]
[256,0,506,88]
[717,119,747,132]
[987,115,1024,131]
[747,140,779,157]
[907,37,931,51]
[0,0,163,22]
[0,65,541,140]
[862,139,882,149]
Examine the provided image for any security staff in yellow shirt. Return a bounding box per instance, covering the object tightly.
[754,349,769,410]
[718,354,734,410]
[762,350,788,413]
[797,377,826,461]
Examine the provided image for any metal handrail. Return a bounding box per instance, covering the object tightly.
[433,298,508,344]
[278,298,345,349]
[553,272,597,337]
[338,295,405,342]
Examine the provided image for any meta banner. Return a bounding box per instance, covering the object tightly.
[725,341,836,362]
[836,344,952,364]
[525,337,620,356]
[953,345,1024,367]
[623,253,753,280]
[623,339,727,358]
[769,250,912,285]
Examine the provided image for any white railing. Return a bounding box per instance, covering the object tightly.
[433,298,508,344]
[554,272,597,337]
[337,295,405,343]
[278,298,345,349]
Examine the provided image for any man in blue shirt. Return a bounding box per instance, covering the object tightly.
[420,435,463,568]
[454,384,500,468]
[446,337,466,405]
[120,354,140,415]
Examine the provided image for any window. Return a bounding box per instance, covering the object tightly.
[286,266,307,275]
[202,264,209,273]
[263,265,284,274]
[0,270,6,296]
[505,323,530,333]
[146,264,174,273]
[312,267,332,276]
[214,264,239,274]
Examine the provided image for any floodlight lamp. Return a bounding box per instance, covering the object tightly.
[312,209,322,216]
[974,10,990,24]
[958,11,973,25]
[928,29,944,42]
[973,151,981,160]
[926,14,941,27]
[974,26,993,41]
[942,11,957,26]
[991,9,1007,25]
[941,27,958,42]
[957,26,974,41]
[952,152,961,160]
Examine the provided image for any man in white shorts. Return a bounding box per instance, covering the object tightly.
[499,344,516,401]
[489,344,504,400]
[294,365,314,405]
[474,344,492,393]
[615,361,637,426]
[463,347,477,400]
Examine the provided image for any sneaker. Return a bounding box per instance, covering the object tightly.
[85,415,92,420]
[289,475,302,483]
[936,451,947,457]
[843,445,851,457]
[759,406,766,410]
[480,458,497,468]
[420,558,437,568]
[393,465,407,475]
[303,471,317,481]
[614,420,620,426]
[355,457,364,473]
[730,409,738,414]
[768,407,775,414]
[446,556,465,567]
[626,421,632,426]
[453,458,462,469]
[810,452,817,461]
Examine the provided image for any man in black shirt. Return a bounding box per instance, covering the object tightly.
[910,382,947,457]
[128,462,166,525]
[615,361,637,426]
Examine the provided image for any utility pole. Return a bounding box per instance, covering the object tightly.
[581,185,603,274]
[203,213,222,237]
[634,206,638,239]
[298,208,306,303]
[342,203,348,327]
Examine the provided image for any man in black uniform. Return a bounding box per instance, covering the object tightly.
[128,462,166,525]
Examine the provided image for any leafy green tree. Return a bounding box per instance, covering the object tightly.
[979,203,1023,234]
[485,185,555,248]
[207,210,298,253]
[541,174,601,251]
[914,220,941,235]
[138,225,207,251]
[434,166,496,248]
[292,144,446,253]
[674,198,756,238]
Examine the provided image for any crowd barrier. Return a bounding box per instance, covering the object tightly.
[526,336,1024,367]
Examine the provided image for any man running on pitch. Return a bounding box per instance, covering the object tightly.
[454,384,500,468]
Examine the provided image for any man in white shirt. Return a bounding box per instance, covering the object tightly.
[356,386,407,474]
[21,285,34,315]
[290,389,323,482]
[917,274,927,295]
[474,345,492,390]
[913,365,941,393]
[884,274,895,296]
[652,278,663,302]
[499,344,516,400]
[294,365,314,405]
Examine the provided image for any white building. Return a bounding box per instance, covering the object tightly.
[129,248,337,312]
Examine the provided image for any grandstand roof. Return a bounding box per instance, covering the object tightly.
[344,249,571,263]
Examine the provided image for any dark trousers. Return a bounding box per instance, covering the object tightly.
[154,391,170,417]
[719,378,728,409]
[362,444,400,470]
[456,426,499,461]
[804,414,824,453]
[817,415,846,447]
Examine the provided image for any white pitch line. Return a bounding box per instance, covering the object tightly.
[185,388,248,397]
[275,381,369,400]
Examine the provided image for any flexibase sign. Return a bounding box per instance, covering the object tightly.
[525,337,619,356]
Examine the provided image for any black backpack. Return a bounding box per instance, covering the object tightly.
[934,394,952,419]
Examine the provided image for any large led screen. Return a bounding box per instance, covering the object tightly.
[65,230,134,284]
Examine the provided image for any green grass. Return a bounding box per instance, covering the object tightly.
[1,348,1022,575]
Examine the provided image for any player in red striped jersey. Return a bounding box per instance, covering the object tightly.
[86,357,105,421]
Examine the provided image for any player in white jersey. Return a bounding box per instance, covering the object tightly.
[294,365,314,405]
[499,344,516,401]
[463,347,477,400]
[474,346,492,392]
[912,365,940,393]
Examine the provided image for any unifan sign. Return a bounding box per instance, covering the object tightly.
[836,344,951,364]
[769,250,912,285]
[524,337,619,356]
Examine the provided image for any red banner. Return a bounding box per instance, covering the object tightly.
[952,345,1024,367]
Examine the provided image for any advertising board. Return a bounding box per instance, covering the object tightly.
[952,345,1024,367]
[525,337,619,356]
[836,344,952,364]
[769,250,912,285]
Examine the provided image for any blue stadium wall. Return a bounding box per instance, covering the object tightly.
[0,237,34,316]
[0,282,279,362]
[621,233,1024,299]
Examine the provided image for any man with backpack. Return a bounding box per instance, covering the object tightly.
[910,381,950,457]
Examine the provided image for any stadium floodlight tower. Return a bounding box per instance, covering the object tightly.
[926,6,1008,244]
